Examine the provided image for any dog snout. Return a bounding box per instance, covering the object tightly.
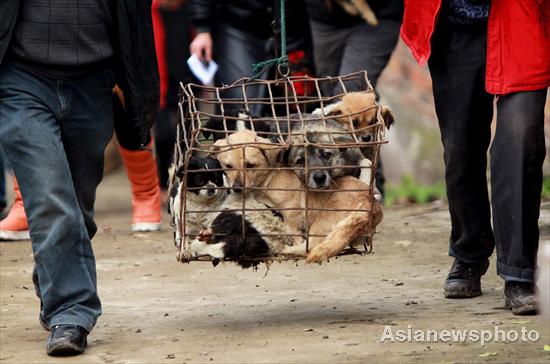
[232,180,243,193]
[361,134,373,142]
[310,171,330,188]
[313,172,327,185]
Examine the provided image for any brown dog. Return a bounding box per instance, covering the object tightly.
[314,91,394,140]
[211,130,281,193]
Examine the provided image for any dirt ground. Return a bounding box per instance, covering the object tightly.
[1,171,549,364]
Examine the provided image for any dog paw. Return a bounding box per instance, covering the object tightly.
[306,244,338,263]
[197,229,213,243]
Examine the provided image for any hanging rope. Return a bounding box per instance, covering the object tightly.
[251,0,289,79]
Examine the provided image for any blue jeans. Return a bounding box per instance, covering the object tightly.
[0,63,114,331]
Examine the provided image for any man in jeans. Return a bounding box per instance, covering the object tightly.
[0,0,158,356]
[401,0,549,314]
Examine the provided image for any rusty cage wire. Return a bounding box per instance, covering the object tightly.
[170,71,387,264]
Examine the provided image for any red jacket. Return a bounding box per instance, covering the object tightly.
[400,0,550,95]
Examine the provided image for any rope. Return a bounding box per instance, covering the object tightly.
[251,0,289,79]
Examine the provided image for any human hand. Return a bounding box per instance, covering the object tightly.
[189,32,213,62]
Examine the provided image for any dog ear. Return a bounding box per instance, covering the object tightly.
[250,120,271,137]
[209,138,227,156]
[278,146,291,165]
[202,117,219,140]
[203,116,237,141]
[381,106,395,129]
[255,135,282,165]
[324,102,345,117]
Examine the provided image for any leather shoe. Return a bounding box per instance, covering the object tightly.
[504,282,537,315]
[444,258,489,298]
[46,324,88,356]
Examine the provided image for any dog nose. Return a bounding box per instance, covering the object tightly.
[232,180,243,193]
[361,134,372,142]
[313,172,327,185]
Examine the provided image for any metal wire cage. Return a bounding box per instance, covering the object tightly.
[171,71,387,264]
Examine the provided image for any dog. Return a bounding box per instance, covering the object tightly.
[283,117,364,189]
[185,193,303,268]
[210,129,282,193]
[313,91,394,141]
[169,155,227,248]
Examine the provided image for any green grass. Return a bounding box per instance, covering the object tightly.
[542,176,550,199]
[384,175,550,206]
[385,175,446,206]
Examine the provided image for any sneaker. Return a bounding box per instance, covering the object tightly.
[0,200,30,241]
[444,258,489,298]
[46,325,88,356]
[504,282,537,315]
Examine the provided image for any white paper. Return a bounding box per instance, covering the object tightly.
[187,54,218,85]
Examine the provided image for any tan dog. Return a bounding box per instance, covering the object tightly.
[211,130,281,192]
[314,91,394,138]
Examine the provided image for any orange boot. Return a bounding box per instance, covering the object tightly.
[0,177,30,241]
[119,141,161,232]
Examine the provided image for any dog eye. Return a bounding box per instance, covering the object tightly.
[246,162,256,169]
[225,164,233,169]
[352,120,360,129]
[320,151,333,160]
[295,157,304,165]
[195,176,204,184]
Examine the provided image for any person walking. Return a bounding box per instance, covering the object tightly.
[401,0,550,314]
[0,0,159,356]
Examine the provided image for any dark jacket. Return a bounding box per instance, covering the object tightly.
[305,0,404,26]
[0,0,160,146]
[191,0,310,42]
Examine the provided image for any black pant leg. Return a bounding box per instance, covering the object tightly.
[428,22,495,262]
[339,19,401,90]
[491,90,547,282]
[214,23,270,115]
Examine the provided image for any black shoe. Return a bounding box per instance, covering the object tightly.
[32,265,49,331]
[504,282,537,315]
[444,258,489,298]
[46,325,88,356]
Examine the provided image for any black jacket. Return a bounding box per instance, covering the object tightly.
[191,0,310,42]
[0,0,159,146]
[305,0,404,26]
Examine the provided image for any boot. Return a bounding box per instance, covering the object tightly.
[119,141,161,232]
[444,258,489,298]
[504,282,537,315]
[0,177,30,241]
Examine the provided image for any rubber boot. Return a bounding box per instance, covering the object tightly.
[119,142,161,232]
[0,176,30,241]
